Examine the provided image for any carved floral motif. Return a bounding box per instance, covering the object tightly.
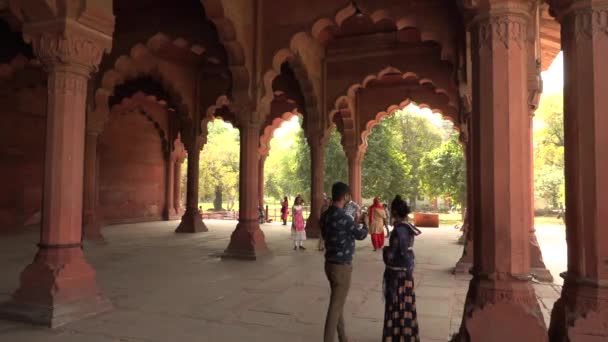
[48,71,88,97]
[26,33,106,72]
[476,15,529,50]
[565,8,608,41]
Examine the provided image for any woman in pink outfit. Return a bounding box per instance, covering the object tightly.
[291,196,306,250]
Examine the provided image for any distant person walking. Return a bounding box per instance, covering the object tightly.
[321,182,368,342]
[318,193,331,251]
[382,195,421,341]
[281,196,289,225]
[383,203,391,237]
[292,197,306,250]
[368,197,388,251]
[258,203,265,224]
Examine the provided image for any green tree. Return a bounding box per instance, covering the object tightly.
[264,117,308,202]
[535,164,565,208]
[419,135,466,210]
[292,128,312,200]
[533,93,565,209]
[199,120,240,210]
[394,109,443,208]
[362,115,412,203]
[323,128,348,194]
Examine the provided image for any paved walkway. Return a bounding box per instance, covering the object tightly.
[0,221,565,341]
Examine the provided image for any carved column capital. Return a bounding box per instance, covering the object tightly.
[10,0,114,73]
[473,13,529,50]
[25,29,108,75]
[561,6,608,42]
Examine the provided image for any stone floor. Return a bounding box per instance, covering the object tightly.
[0,221,565,341]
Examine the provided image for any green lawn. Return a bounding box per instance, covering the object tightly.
[534,216,565,226]
[438,213,464,227]
[197,202,564,228]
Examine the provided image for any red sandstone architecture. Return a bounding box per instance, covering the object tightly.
[0,0,606,340]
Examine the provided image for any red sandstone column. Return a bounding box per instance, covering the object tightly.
[0,19,113,327]
[258,155,266,208]
[82,131,104,242]
[346,148,363,204]
[548,2,608,340]
[223,118,270,259]
[175,138,207,233]
[163,155,176,220]
[456,3,547,340]
[174,159,183,215]
[454,119,474,274]
[528,113,553,282]
[305,131,326,238]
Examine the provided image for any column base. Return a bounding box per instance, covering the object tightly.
[305,216,321,239]
[0,246,110,328]
[530,267,554,283]
[163,208,179,221]
[175,210,207,233]
[453,235,473,275]
[222,220,271,260]
[529,230,553,282]
[453,275,548,342]
[453,260,473,275]
[82,221,106,244]
[457,232,467,245]
[548,273,608,342]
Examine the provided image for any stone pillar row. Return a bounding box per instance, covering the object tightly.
[345,147,363,204]
[455,2,548,341]
[305,130,327,238]
[0,17,113,327]
[222,118,270,259]
[163,154,185,221]
[258,155,267,208]
[175,132,207,233]
[82,131,104,242]
[548,1,608,340]
[454,115,474,274]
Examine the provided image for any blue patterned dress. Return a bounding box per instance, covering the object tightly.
[382,222,421,341]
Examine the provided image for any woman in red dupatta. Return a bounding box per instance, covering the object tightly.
[368,197,387,251]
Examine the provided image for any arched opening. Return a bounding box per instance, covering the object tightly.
[198,119,240,220]
[361,104,464,221]
[98,79,181,224]
[261,111,315,224]
[533,52,567,286]
[0,18,45,233]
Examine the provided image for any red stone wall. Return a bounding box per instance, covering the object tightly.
[98,110,167,224]
[0,83,47,232]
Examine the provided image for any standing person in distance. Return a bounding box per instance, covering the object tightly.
[281,196,289,226]
[383,203,391,237]
[318,193,331,252]
[321,182,368,342]
[368,197,388,251]
[292,196,307,250]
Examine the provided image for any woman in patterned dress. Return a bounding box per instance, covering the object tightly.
[291,196,306,250]
[382,195,421,341]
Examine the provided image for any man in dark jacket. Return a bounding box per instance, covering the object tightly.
[321,182,368,342]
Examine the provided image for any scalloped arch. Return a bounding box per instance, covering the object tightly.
[260,2,456,124]
[328,66,459,154]
[259,110,301,157]
[107,92,172,154]
[359,100,458,155]
[200,0,250,102]
[90,33,195,135]
[202,95,235,130]
[0,54,40,80]
[329,66,458,125]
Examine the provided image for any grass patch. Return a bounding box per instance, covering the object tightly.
[535,216,565,226]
